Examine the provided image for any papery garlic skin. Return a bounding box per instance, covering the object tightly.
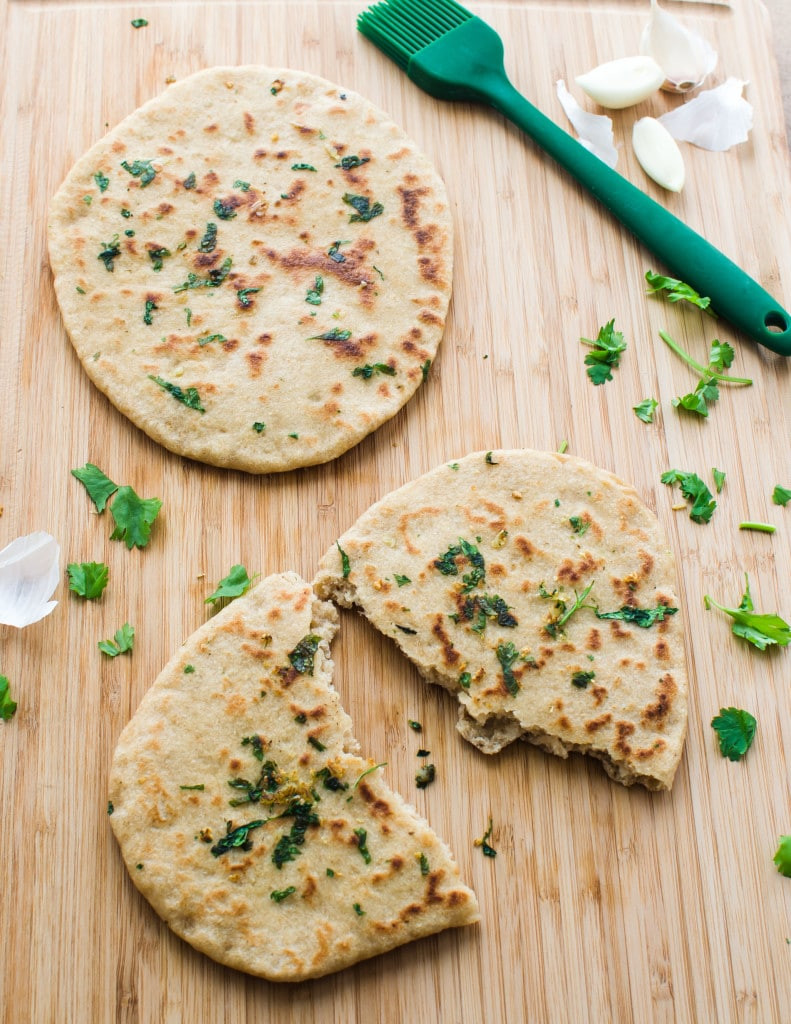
[632,117,685,192]
[576,55,666,109]
[556,80,619,168]
[0,531,60,628]
[640,0,718,93]
[659,79,753,151]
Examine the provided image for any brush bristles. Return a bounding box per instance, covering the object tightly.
[358,0,471,65]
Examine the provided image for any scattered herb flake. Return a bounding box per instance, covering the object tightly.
[335,155,370,170]
[121,159,157,187]
[288,635,321,675]
[704,574,791,650]
[180,784,205,791]
[211,818,267,857]
[291,163,316,172]
[342,192,383,222]
[205,565,257,605]
[252,421,266,434]
[305,275,324,305]
[711,707,757,761]
[271,801,319,868]
[571,670,595,688]
[408,720,422,732]
[394,574,411,587]
[183,664,195,674]
[98,622,135,657]
[213,198,237,220]
[434,538,486,592]
[418,852,430,875]
[353,902,365,916]
[94,170,110,192]
[594,604,677,627]
[0,675,17,721]
[774,836,791,878]
[143,298,158,325]
[336,541,351,579]
[67,561,109,600]
[352,362,395,379]
[197,333,226,347]
[198,222,217,253]
[353,828,372,864]
[98,235,121,272]
[569,516,589,536]
[173,256,232,292]
[270,886,297,903]
[421,359,431,381]
[672,377,720,418]
[149,374,205,413]
[131,17,148,27]
[183,171,197,189]
[310,328,352,342]
[415,763,436,789]
[353,762,387,789]
[327,240,348,263]
[496,641,521,696]
[474,817,497,857]
[712,468,726,493]
[237,287,260,308]
[581,319,626,385]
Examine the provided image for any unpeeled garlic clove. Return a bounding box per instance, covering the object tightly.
[632,117,685,192]
[640,0,717,93]
[575,55,666,109]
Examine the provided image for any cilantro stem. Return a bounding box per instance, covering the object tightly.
[658,331,752,385]
[739,521,776,533]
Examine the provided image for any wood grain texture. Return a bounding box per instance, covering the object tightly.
[1,1,791,1021]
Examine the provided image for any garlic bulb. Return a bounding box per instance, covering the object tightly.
[632,117,685,192]
[659,79,753,151]
[640,0,718,93]
[556,80,619,168]
[575,55,666,109]
[0,531,60,628]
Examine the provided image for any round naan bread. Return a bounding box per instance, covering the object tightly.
[48,67,452,473]
[315,450,689,790]
[108,573,478,981]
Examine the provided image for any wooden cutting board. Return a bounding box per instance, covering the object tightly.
[2,1,791,1021]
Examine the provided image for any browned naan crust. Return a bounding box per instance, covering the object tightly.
[48,67,452,473]
[314,450,688,790]
[108,573,478,981]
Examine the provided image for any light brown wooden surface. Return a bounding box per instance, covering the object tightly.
[2,1,791,1022]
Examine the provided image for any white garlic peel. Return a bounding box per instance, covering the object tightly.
[0,531,60,628]
[659,79,753,152]
[640,0,717,93]
[632,117,685,192]
[575,56,666,109]
[556,80,619,168]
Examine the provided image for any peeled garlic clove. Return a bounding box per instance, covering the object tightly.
[632,117,685,192]
[640,0,717,93]
[659,78,753,151]
[575,55,666,109]
[556,80,619,168]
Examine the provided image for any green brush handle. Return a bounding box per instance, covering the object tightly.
[411,24,791,356]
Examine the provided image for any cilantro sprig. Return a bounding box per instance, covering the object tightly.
[704,574,791,650]
[711,707,757,761]
[67,561,109,600]
[633,398,658,423]
[205,565,258,605]
[98,623,135,657]
[580,319,626,385]
[659,331,752,418]
[645,270,713,313]
[661,469,717,524]
[71,463,162,549]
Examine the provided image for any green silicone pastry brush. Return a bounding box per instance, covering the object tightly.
[357,0,791,356]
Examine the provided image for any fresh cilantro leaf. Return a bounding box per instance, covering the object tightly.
[774,836,791,878]
[352,363,396,379]
[0,675,17,721]
[633,398,658,423]
[708,340,734,371]
[712,468,726,493]
[661,470,717,524]
[205,565,257,605]
[270,886,297,903]
[108,486,162,549]
[496,640,522,696]
[394,574,411,587]
[704,574,791,650]
[659,331,752,387]
[571,670,595,688]
[580,320,626,385]
[772,485,791,507]
[98,622,135,657]
[288,635,321,675]
[71,462,118,512]
[305,275,324,305]
[671,377,719,418]
[98,236,121,272]
[569,516,589,536]
[645,270,713,313]
[711,707,757,761]
[67,561,109,600]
